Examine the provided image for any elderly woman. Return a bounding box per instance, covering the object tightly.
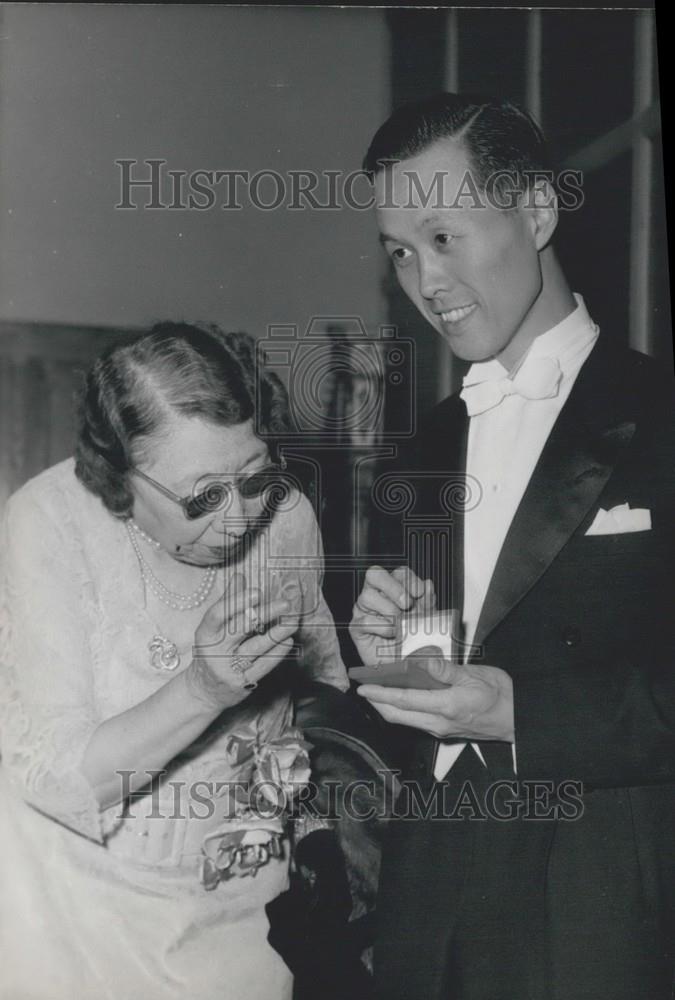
[0,322,348,999]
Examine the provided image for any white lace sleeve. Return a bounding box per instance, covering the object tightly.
[0,490,110,843]
[271,492,348,692]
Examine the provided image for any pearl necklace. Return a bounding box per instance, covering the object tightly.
[130,519,162,549]
[125,521,217,611]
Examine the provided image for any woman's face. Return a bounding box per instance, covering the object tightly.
[129,415,271,566]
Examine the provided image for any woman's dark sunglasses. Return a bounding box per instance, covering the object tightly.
[132,463,292,520]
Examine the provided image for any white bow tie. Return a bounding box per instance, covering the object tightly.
[460,355,563,417]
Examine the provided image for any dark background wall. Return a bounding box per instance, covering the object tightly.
[0,5,389,334]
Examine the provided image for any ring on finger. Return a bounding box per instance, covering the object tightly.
[230,654,258,691]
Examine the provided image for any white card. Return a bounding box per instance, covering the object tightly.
[399,609,459,660]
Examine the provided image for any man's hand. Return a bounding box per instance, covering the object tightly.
[355,646,515,743]
[349,566,436,667]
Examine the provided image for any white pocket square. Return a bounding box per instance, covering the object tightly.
[585,503,652,536]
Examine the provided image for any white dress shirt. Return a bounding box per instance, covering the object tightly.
[434,294,599,780]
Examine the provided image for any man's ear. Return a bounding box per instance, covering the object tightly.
[524,177,558,250]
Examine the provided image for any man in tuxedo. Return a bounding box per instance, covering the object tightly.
[349,93,675,999]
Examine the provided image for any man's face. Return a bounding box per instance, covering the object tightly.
[374,138,546,369]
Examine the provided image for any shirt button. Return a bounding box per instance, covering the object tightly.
[561,627,581,647]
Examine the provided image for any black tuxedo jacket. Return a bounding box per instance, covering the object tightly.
[373,338,675,1000]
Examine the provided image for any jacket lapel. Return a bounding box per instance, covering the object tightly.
[473,339,637,648]
[443,396,469,623]
[413,393,469,614]
[412,395,469,778]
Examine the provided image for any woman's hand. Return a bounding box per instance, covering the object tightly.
[82,572,298,810]
[189,571,298,709]
[349,565,436,667]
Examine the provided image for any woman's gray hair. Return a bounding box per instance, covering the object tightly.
[75,321,291,517]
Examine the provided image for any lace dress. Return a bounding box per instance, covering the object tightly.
[0,458,348,1000]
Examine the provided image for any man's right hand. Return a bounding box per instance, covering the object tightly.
[349,566,436,667]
